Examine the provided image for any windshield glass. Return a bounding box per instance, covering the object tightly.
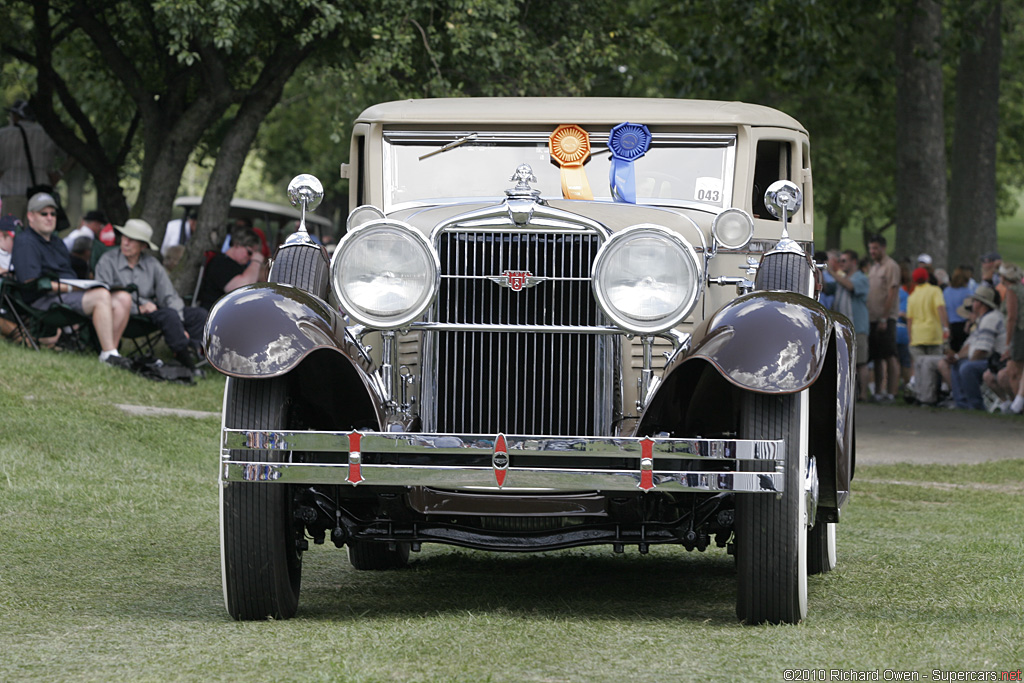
[382,130,736,212]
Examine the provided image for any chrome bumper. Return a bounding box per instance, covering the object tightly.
[221,430,785,494]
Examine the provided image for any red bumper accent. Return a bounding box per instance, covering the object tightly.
[347,431,364,485]
[638,437,655,491]
[493,433,509,487]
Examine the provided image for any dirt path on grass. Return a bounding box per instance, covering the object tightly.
[855,403,1023,465]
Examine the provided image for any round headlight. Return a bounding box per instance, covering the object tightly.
[592,224,702,334]
[711,208,754,250]
[331,220,439,329]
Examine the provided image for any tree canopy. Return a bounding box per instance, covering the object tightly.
[3,0,1023,275]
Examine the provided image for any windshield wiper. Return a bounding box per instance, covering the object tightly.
[418,133,478,160]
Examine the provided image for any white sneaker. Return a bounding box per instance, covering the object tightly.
[998,400,1012,414]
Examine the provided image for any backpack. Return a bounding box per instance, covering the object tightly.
[130,355,195,384]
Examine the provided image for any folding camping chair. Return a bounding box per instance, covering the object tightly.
[1,275,37,348]
[120,313,163,358]
[189,250,217,306]
[0,276,98,352]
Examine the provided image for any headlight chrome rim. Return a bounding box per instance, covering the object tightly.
[330,219,439,329]
[591,224,702,334]
[711,208,755,250]
[346,205,386,233]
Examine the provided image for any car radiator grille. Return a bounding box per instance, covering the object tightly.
[429,230,606,436]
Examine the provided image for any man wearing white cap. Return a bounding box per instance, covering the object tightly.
[917,253,938,286]
[94,218,207,374]
[11,192,132,367]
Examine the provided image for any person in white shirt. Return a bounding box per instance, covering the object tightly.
[161,214,195,256]
[62,210,107,251]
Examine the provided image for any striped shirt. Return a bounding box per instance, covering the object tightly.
[966,310,1006,357]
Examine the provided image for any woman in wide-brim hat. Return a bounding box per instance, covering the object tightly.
[115,218,159,251]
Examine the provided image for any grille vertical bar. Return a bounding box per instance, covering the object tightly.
[431,230,604,436]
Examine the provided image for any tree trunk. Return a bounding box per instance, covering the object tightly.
[894,0,948,267]
[949,0,1001,272]
[134,95,231,243]
[822,192,847,251]
[173,103,276,295]
[172,40,316,295]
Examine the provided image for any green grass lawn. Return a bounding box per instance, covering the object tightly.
[997,200,1024,267]
[1,342,1022,682]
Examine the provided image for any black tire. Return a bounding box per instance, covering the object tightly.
[221,377,303,620]
[347,541,411,570]
[755,251,813,294]
[269,243,330,299]
[735,391,808,624]
[756,247,840,579]
[807,521,837,574]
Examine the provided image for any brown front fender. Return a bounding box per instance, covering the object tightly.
[203,283,384,413]
[639,290,854,515]
[681,290,834,393]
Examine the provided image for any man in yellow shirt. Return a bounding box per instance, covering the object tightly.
[906,266,949,361]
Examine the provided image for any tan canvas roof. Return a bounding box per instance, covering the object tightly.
[356,97,805,132]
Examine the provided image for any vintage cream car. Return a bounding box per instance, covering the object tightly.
[205,98,855,624]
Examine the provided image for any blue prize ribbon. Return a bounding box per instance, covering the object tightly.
[608,122,651,204]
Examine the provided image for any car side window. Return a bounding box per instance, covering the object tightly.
[752,139,792,220]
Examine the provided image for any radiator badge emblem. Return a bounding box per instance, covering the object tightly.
[491,270,543,292]
[493,434,509,487]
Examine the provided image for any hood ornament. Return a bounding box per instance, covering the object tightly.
[505,164,541,200]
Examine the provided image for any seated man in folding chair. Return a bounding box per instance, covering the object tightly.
[11,192,133,368]
[94,218,207,376]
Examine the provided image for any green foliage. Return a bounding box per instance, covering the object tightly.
[4,0,1024,263]
[257,0,662,211]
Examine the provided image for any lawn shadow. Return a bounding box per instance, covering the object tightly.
[296,545,742,624]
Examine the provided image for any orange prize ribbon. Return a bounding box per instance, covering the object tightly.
[549,124,594,200]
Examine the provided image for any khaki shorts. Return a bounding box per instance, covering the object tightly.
[31,290,87,314]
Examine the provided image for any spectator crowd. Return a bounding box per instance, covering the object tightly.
[2,188,267,379]
[820,237,1024,415]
